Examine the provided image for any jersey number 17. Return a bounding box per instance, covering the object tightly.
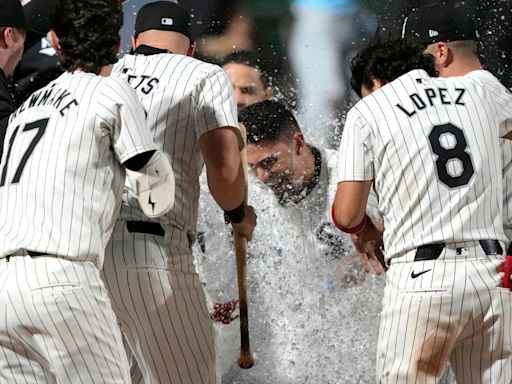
[0,118,49,187]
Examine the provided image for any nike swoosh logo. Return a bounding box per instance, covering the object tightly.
[411,269,431,279]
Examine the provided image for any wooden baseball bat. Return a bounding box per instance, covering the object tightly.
[235,122,255,369]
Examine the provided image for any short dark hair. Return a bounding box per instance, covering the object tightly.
[222,51,270,88]
[350,38,438,98]
[239,100,300,144]
[50,0,123,74]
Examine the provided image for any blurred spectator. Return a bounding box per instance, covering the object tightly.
[196,2,253,60]
[0,0,27,118]
[10,0,61,107]
[288,0,359,148]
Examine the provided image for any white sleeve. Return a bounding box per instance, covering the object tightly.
[502,139,512,243]
[336,107,374,182]
[483,75,512,138]
[194,66,241,139]
[96,77,155,163]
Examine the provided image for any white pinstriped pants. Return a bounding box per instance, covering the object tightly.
[0,256,130,384]
[378,242,512,384]
[102,222,217,384]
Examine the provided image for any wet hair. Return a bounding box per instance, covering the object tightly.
[222,51,270,88]
[49,0,123,74]
[239,100,300,144]
[350,38,438,98]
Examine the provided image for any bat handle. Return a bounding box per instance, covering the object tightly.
[235,233,255,369]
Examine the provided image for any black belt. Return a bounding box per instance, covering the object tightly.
[4,250,47,262]
[414,240,503,261]
[126,221,165,237]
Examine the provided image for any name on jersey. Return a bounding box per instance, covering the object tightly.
[121,69,160,95]
[10,83,78,122]
[396,86,466,117]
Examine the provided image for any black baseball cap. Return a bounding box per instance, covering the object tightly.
[402,3,477,44]
[0,0,26,29]
[134,1,192,40]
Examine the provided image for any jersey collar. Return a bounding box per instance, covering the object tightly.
[132,44,172,56]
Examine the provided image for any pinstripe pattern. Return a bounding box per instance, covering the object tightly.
[377,245,512,383]
[111,52,239,246]
[337,69,512,383]
[0,72,154,264]
[338,69,512,261]
[0,71,156,383]
[0,257,130,383]
[103,223,216,384]
[501,140,512,243]
[103,51,238,383]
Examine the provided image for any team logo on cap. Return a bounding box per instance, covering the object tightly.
[429,29,439,38]
[161,17,173,26]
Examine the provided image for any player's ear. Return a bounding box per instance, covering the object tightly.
[131,35,137,50]
[187,41,196,57]
[0,27,15,49]
[437,42,451,67]
[264,85,274,99]
[369,76,384,92]
[292,132,305,155]
[428,42,450,69]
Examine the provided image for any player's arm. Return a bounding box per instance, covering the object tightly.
[199,127,256,240]
[99,77,175,218]
[196,66,256,240]
[332,108,386,273]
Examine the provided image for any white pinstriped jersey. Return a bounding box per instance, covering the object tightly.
[502,139,512,243]
[338,69,512,260]
[0,71,154,264]
[111,50,239,249]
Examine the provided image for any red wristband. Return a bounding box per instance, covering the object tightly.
[332,205,369,234]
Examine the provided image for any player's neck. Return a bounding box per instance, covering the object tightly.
[298,145,321,192]
[440,58,482,77]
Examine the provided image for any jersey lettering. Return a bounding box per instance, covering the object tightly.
[126,73,160,95]
[396,86,467,117]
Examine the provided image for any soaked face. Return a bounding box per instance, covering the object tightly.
[247,138,305,199]
[223,63,270,112]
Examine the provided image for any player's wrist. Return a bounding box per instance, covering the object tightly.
[332,206,369,234]
[224,201,247,224]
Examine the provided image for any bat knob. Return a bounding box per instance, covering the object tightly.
[237,354,255,369]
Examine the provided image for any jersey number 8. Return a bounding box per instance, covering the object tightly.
[428,123,475,188]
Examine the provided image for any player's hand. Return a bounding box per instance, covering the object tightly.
[230,206,257,241]
[351,217,387,275]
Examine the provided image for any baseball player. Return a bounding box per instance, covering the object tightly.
[101,2,256,383]
[0,0,174,382]
[402,2,512,245]
[197,100,382,383]
[333,38,512,383]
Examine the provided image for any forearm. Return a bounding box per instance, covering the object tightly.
[200,126,246,211]
[206,160,246,210]
[332,180,373,229]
